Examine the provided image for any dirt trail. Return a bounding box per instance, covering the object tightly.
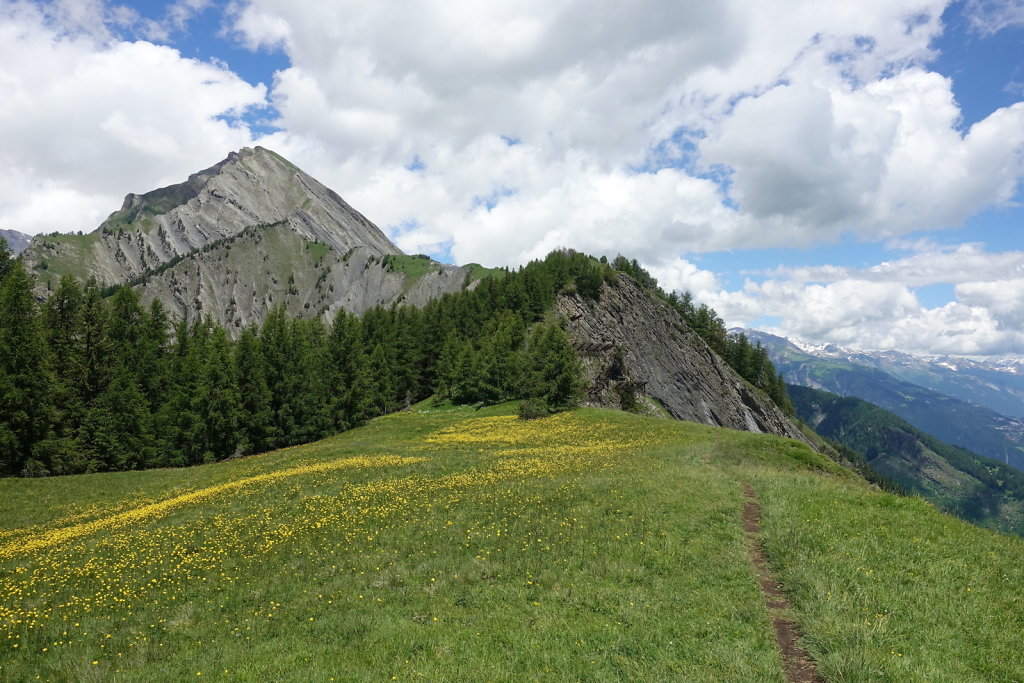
[742,483,822,683]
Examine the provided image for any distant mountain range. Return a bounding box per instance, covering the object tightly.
[743,330,1024,470]
[0,229,31,256]
[789,339,1024,418]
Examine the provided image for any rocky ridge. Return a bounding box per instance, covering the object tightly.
[558,274,811,443]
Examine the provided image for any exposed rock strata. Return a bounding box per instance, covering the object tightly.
[557,274,811,444]
[22,147,476,332]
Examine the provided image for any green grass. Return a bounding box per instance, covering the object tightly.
[463,263,506,283]
[755,471,1024,681]
[23,232,102,284]
[2,406,1024,681]
[382,254,438,282]
[305,241,331,262]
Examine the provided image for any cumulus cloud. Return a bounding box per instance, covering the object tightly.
[0,1,266,234]
[701,67,1024,243]
[215,0,1024,269]
[668,243,1024,357]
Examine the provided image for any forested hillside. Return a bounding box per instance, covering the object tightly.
[0,238,795,478]
[789,384,1024,535]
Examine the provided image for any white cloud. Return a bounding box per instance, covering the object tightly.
[664,243,1024,357]
[957,279,1024,326]
[0,1,266,234]
[701,66,1024,243]
[216,0,1024,268]
[768,242,1024,286]
[965,0,1024,35]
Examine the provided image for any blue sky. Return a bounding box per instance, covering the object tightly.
[0,0,1021,357]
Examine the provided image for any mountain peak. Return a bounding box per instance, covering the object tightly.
[26,147,401,282]
[19,148,484,330]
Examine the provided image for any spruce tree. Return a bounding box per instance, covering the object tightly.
[0,261,54,475]
[235,327,273,454]
[197,326,241,461]
[523,322,584,412]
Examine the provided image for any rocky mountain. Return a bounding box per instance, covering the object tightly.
[559,275,810,444]
[787,339,1024,419]
[20,147,482,330]
[745,330,1024,470]
[0,229,32,256]
[789,384,1024,535]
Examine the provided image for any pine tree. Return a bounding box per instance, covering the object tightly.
[0,236,11,282]
[450,338,483,404]
[367,342,397,415]
[153,319,207,466]
[235,328,273,454]
[433,331,464,401]
[77,280,112,406]
[197,326,241,461]
[478,311,525,403]
[290,317,331,443]
[260,306,297,446]
[0,261,54,475]
[138,299,170,411]
[78,364,153,472]
[42,276,86,434]
[523,322,584,413]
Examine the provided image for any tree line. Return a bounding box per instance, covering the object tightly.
[0,245,596,476]
[0,239,791,477]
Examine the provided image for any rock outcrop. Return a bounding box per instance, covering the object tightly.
[557,274,811,443]
[0,229,31,256]
[21,147,480,331]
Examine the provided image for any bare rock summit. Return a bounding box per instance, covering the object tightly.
[21,147,483,331]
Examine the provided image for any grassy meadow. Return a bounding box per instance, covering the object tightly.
[2,404,1023,681]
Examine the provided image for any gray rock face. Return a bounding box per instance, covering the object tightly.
[0,229,31,256]
[21,147,478,332]
[557,274,811,444]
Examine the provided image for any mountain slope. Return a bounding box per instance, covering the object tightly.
[3,405,1024,680]
[20,147,481,329]
[0,229,31,256]
[748,330,1024,470]
[789,384,1024,534]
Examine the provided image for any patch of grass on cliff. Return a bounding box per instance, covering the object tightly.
[305,240,331,261]
[382,253,440,289]
[25,232,101,284]
[464,262,506,284]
